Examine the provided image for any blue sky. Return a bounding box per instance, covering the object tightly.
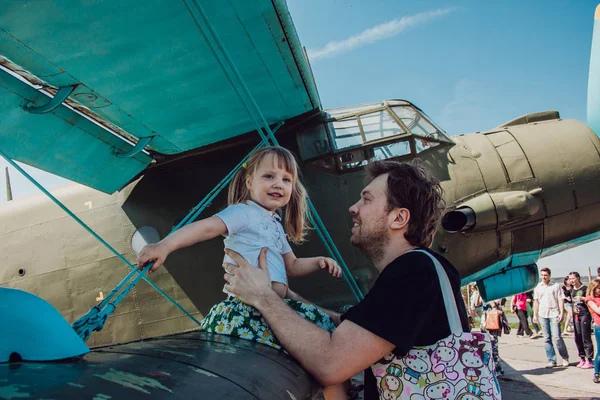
[1,0,599,280]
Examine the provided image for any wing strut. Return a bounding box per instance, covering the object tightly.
[181,0,364,301]
[0,148,203,342]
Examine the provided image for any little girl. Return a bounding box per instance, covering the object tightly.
[585,278,600,384]
[137,146,347,399]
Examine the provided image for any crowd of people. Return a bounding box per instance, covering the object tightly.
[467,267,600,385]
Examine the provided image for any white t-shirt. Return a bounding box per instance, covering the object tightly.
[216,200,292,295]
[533,282,564,318]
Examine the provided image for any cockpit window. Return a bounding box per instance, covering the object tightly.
[331,117,363,149]
[296,100,453,172]
[360,110,405,143]
[392,106,437,136]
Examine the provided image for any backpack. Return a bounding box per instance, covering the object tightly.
[485,309,501,331]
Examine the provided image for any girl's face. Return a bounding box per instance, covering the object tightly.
[246,154,294,212]
[594,286,600,297]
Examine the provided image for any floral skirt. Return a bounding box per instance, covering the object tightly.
[200,297,336,349]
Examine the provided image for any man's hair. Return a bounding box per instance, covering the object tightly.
[540,267,551,276]
[569,271,580,279]
[366,159,445,247]
[597,266,600,275]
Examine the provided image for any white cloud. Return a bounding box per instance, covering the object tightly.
[307,8,454,60]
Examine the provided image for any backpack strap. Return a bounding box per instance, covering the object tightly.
[412,250,463,335]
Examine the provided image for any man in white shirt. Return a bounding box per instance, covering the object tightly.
[533,267,570,368]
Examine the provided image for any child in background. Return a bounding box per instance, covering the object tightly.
[484,300,510,377]
[585,278,600,383]
[137,146,346,399]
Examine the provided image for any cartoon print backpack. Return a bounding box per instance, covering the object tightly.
[372,250,501,400]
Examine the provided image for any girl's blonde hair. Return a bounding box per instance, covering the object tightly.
[228,146,309,244]
[587,278,600,297]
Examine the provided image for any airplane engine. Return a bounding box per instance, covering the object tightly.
[442,190,543,233]
[477,264,539,301]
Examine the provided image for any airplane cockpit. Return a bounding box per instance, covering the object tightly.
[296,100,454,172]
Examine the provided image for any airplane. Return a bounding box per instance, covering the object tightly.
[1,0,600,398]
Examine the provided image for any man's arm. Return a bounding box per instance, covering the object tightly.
[255,292,394,385]
[558,298,564,323]
[533,299,539,323]
[224,249,394,386]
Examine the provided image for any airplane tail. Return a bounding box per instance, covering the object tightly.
[588,4,600,136]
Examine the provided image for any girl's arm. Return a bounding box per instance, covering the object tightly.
[586,299,600,315]
[283,252,342,278]
[137,216,227,272]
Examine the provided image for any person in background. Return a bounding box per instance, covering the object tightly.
[526,290,542,338]
[562,276,574,335]
[569,271,594,369]
[533,267,569,368]
[512,292,533,338]
[469,283,483,329]
[484,300,509,377]
[584,278,600,384]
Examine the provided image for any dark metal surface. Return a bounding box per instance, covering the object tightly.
[0,332,318,399]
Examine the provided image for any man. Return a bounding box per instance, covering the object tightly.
[469,283,484,328]
[532,268,569,368]
[569,271,594,369]
[223,160,471,399]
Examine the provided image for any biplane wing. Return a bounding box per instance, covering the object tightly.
[0,0,320,193]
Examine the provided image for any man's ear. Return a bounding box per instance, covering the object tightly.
[390,208,410,231]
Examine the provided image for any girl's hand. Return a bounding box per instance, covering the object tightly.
[137,242,169,273]
[319,257,342,278]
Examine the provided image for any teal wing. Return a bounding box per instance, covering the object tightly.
[0,0,320,193]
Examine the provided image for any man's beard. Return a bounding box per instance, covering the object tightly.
[351,215,390,264]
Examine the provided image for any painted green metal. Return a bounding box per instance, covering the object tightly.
[0,0,320,193]
[1,332,319,399]
[114,136,153,158]
[0,148,201,340]
[23,85,76,114]
[0,68,153,194]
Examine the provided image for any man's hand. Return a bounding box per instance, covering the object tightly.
[137,242,169,273]
[558,313,564,324]
[319,257,342,278]
[223,248,276,307]
[533,315,538,324]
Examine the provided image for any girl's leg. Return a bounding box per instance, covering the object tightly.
[491,333,503,374]
[595,326,600,375]
[323,383,348,400]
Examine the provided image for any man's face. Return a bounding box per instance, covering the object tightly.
[348,174,391,262]
[540,271,550,284]
[569,274,580,286]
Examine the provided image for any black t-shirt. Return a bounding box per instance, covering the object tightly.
[341,248,470,400]
[562,285,573,304]
[571,285,590,315]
